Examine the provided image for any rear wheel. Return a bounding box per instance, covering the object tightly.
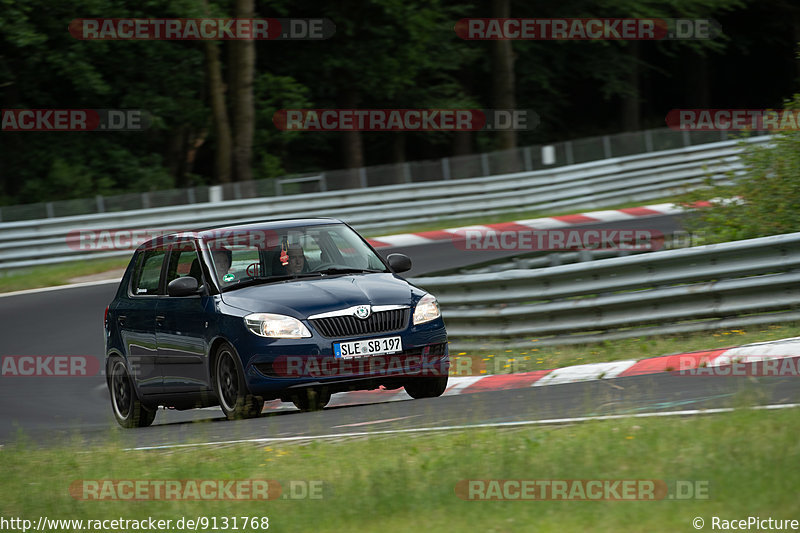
[291,388,331,412]
[404,376,448,399]
[109,358,156,428]
[215,343,262,420]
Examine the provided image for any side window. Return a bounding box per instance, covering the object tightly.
[165,242,202,288]
[131,248,167,296]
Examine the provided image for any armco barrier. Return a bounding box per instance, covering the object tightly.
[0,136,768,272]
[410,232,800,349]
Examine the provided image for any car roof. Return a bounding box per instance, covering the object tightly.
[133,217,346,252]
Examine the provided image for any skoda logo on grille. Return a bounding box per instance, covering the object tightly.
[354,305,371,319]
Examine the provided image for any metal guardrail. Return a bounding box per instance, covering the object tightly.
[0,127,742,223]
[411,232,800,349]
[0,136,768,272]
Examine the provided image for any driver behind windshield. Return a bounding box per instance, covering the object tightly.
[285,244,307,275]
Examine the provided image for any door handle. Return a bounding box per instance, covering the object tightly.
[117,315,126,326]
[155,315,165,327]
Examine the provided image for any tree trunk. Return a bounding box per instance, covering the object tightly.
[621,41,641,132]
[339,88,364,188]
[491,0,517,150]
[230,0,255,182]
[204,40,232,184]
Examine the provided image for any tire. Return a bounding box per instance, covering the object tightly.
[214,343,262,420]
[290,388,331,412]
[404,375,449,399]
[109,358,156,428]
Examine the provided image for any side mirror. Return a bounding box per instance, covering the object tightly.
[167,276,200,297]
[387,253,412,273]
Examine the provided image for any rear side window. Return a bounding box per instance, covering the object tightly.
[131,248,167,295]
[165,241,202,287]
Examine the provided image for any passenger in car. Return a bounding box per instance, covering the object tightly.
[211,248,232,279]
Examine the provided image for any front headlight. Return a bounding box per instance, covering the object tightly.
[413,293,441,325]
[244,313,311,338]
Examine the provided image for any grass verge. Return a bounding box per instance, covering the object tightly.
[0,257,129,294]
[1,406,798,532]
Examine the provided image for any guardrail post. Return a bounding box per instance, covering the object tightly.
[209,185,223,203]
[682,130,691,147]
[187,188,196,204]
[275,179,282,196]
[523,146,533,170]
[0,207,3,222]
[644,130,654,152]
[542,145,556,165]
[141,193,150,209]
[403,162,412,183]
[442,157,451,180]
[564,141,574,165]
[95,195,105,213]
[602,135,612,159]
[46,202,55,218]
[359,167,368,188]
[481,153,490,176]
[233,182,242,199]
[319,172,327,192]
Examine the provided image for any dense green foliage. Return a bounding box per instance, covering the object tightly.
[681,95,800,243]
[1,0,798,206]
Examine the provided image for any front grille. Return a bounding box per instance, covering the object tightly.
[310,308,410,338]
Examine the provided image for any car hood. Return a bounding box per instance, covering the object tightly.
[220,273,420,317]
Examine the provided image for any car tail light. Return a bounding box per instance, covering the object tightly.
[104,306,109,328]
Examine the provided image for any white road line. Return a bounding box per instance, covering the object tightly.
[331,414,421,428]
[0,278,119,298]
[125,403,800,451]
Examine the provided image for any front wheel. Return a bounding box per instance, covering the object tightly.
[215,343,262,420]
[404,376,448,399]
[109,358,156,428]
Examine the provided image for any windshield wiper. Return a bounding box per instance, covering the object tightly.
[221,275,309,291]
[312,267,385,275]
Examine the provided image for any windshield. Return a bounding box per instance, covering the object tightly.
[203,223,388,289]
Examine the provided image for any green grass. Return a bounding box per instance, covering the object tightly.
[1,406,798,531]
[450,323,800,376]
[0,257,130,293]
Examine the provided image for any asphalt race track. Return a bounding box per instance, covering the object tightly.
[6,211,792,449]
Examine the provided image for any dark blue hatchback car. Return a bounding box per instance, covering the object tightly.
[104,219,449,427]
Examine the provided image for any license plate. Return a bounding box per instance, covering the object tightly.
[334,336,403,358]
